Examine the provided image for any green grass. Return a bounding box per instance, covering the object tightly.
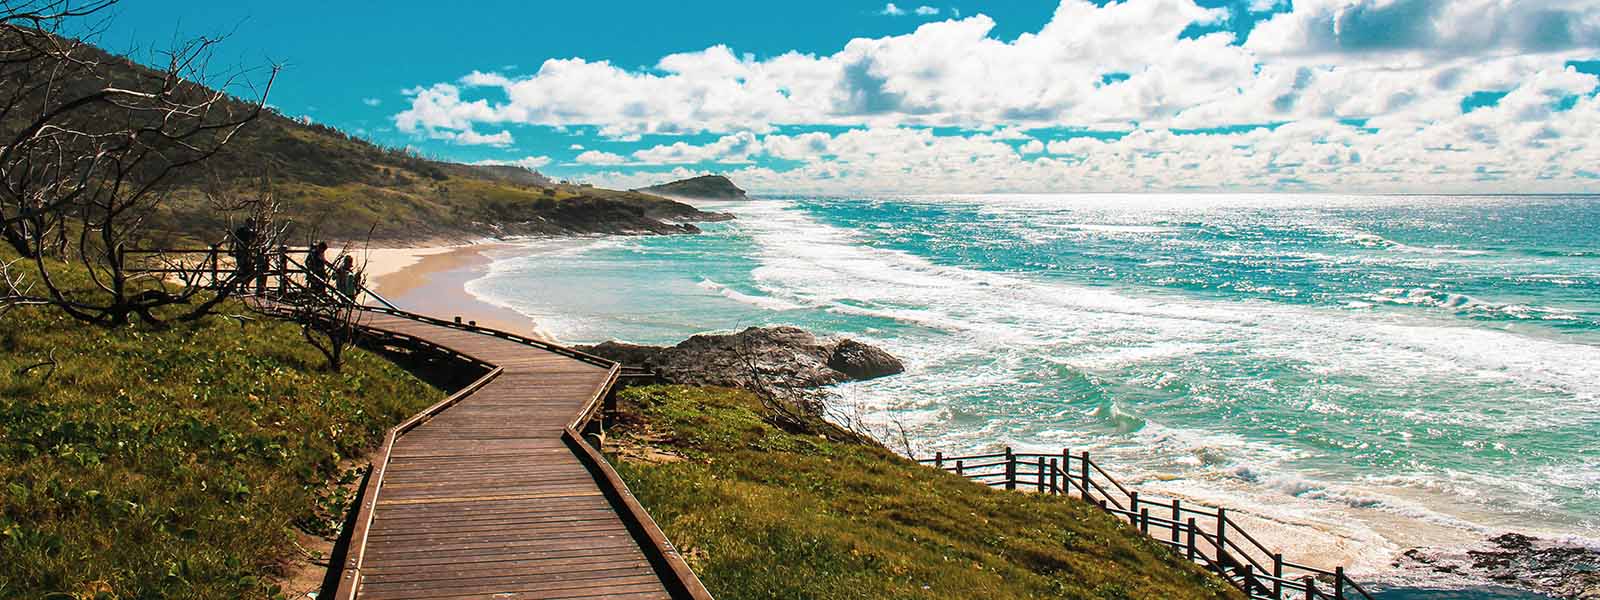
[609,385,1242,600]
[0,256,440,599]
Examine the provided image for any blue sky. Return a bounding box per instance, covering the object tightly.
[98,1,1600,193]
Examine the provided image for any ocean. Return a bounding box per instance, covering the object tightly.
[464,194,1598,596]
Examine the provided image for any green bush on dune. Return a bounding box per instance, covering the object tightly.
[609,385,1241,600]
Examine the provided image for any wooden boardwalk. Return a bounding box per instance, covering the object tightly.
[333,309,709,600]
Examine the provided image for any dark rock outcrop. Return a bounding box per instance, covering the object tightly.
[576,326,903,391]
[827,339,904,380]
[1395,533,1600,599]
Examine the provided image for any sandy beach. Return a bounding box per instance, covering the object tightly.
[361,243,541,336]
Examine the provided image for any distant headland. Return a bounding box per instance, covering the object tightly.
[636,174,749,201]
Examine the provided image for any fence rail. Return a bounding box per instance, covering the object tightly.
[921,449,1372,600]
[123,245,400,310]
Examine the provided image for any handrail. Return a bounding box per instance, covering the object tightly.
[922,448,1369,600]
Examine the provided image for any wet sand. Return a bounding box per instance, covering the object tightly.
[362,244,539,336]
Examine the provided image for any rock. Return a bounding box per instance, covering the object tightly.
[1396,533,1600,599]
[828,339,905,380]
[576,326,903,392]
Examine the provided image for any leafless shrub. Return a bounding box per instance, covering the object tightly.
[0,0,280,326]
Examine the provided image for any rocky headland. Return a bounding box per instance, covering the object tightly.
[635,174,749,201]
[575,326,903,390]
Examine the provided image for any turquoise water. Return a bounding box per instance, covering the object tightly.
[467,194,1597,589]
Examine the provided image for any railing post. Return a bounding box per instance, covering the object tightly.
[1062,448,1072,494]
[1307,575,1319,599]
[1048,458,1059,494]
[1130,491,1140,519]
[955,460,964,476]
[209,243,220,287]
[1216,507,1228,567]
[1036,456,1047,493]
[277,245,288,294]
[1139,507,1149,534]
[1172,499,1182,544]
[1274,553,1284,598]
[1004,447,1016,490]
[1242,564,1254,594]
[935,451,943,469]
[1080,451,1091,501]
[1186,517,1197,561]
[454,316,462,324]
[1335,566,1345,600]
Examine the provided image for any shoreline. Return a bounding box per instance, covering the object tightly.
[362,242,543,337]
[351,229,1583,598]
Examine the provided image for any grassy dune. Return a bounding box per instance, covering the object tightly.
[609,385,1241,600]
[0,256,438,598]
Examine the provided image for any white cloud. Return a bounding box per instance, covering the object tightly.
[569,143,586,150]
[1247,0,1600,57]
[395,0,1600,192]
[474,155,552,170]
[362,97,382,107]
[880,3,906,16]
[438,129,514,146]
[914,6,940,16]
[631,131,762,164]
[574,150,628,165]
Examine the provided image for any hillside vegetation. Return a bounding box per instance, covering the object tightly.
[2,38,729,245]
[0,251,440,598]
[608,385,1241,600]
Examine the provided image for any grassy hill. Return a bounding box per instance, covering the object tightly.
[3,37,730,246]
[0,250,441,598]
[608,385,1242,600]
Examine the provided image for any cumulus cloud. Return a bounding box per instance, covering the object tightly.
[362,97,382,107]
[574,150,628,165]
[394,0,1600,192]
[1247,0,1600,56]
[440,129,514,146]
[632,131,762,164]
[880,3,906,16]
[914,6,940,16]
[475,155,552,169]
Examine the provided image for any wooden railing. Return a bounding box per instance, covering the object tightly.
[122,245,403,310]
[920,449,1373,600]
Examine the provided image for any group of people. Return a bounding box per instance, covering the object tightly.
[304,241,362,300]
[227,225,361,301]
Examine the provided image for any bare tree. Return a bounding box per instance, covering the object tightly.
[0,0,279,326]
[271,240,368,372]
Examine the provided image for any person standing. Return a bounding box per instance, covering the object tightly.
[306,241,330,297]
[231,223,260,293]
[334,255,360,301]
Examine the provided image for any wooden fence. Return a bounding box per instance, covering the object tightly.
[921,449,1374,600]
